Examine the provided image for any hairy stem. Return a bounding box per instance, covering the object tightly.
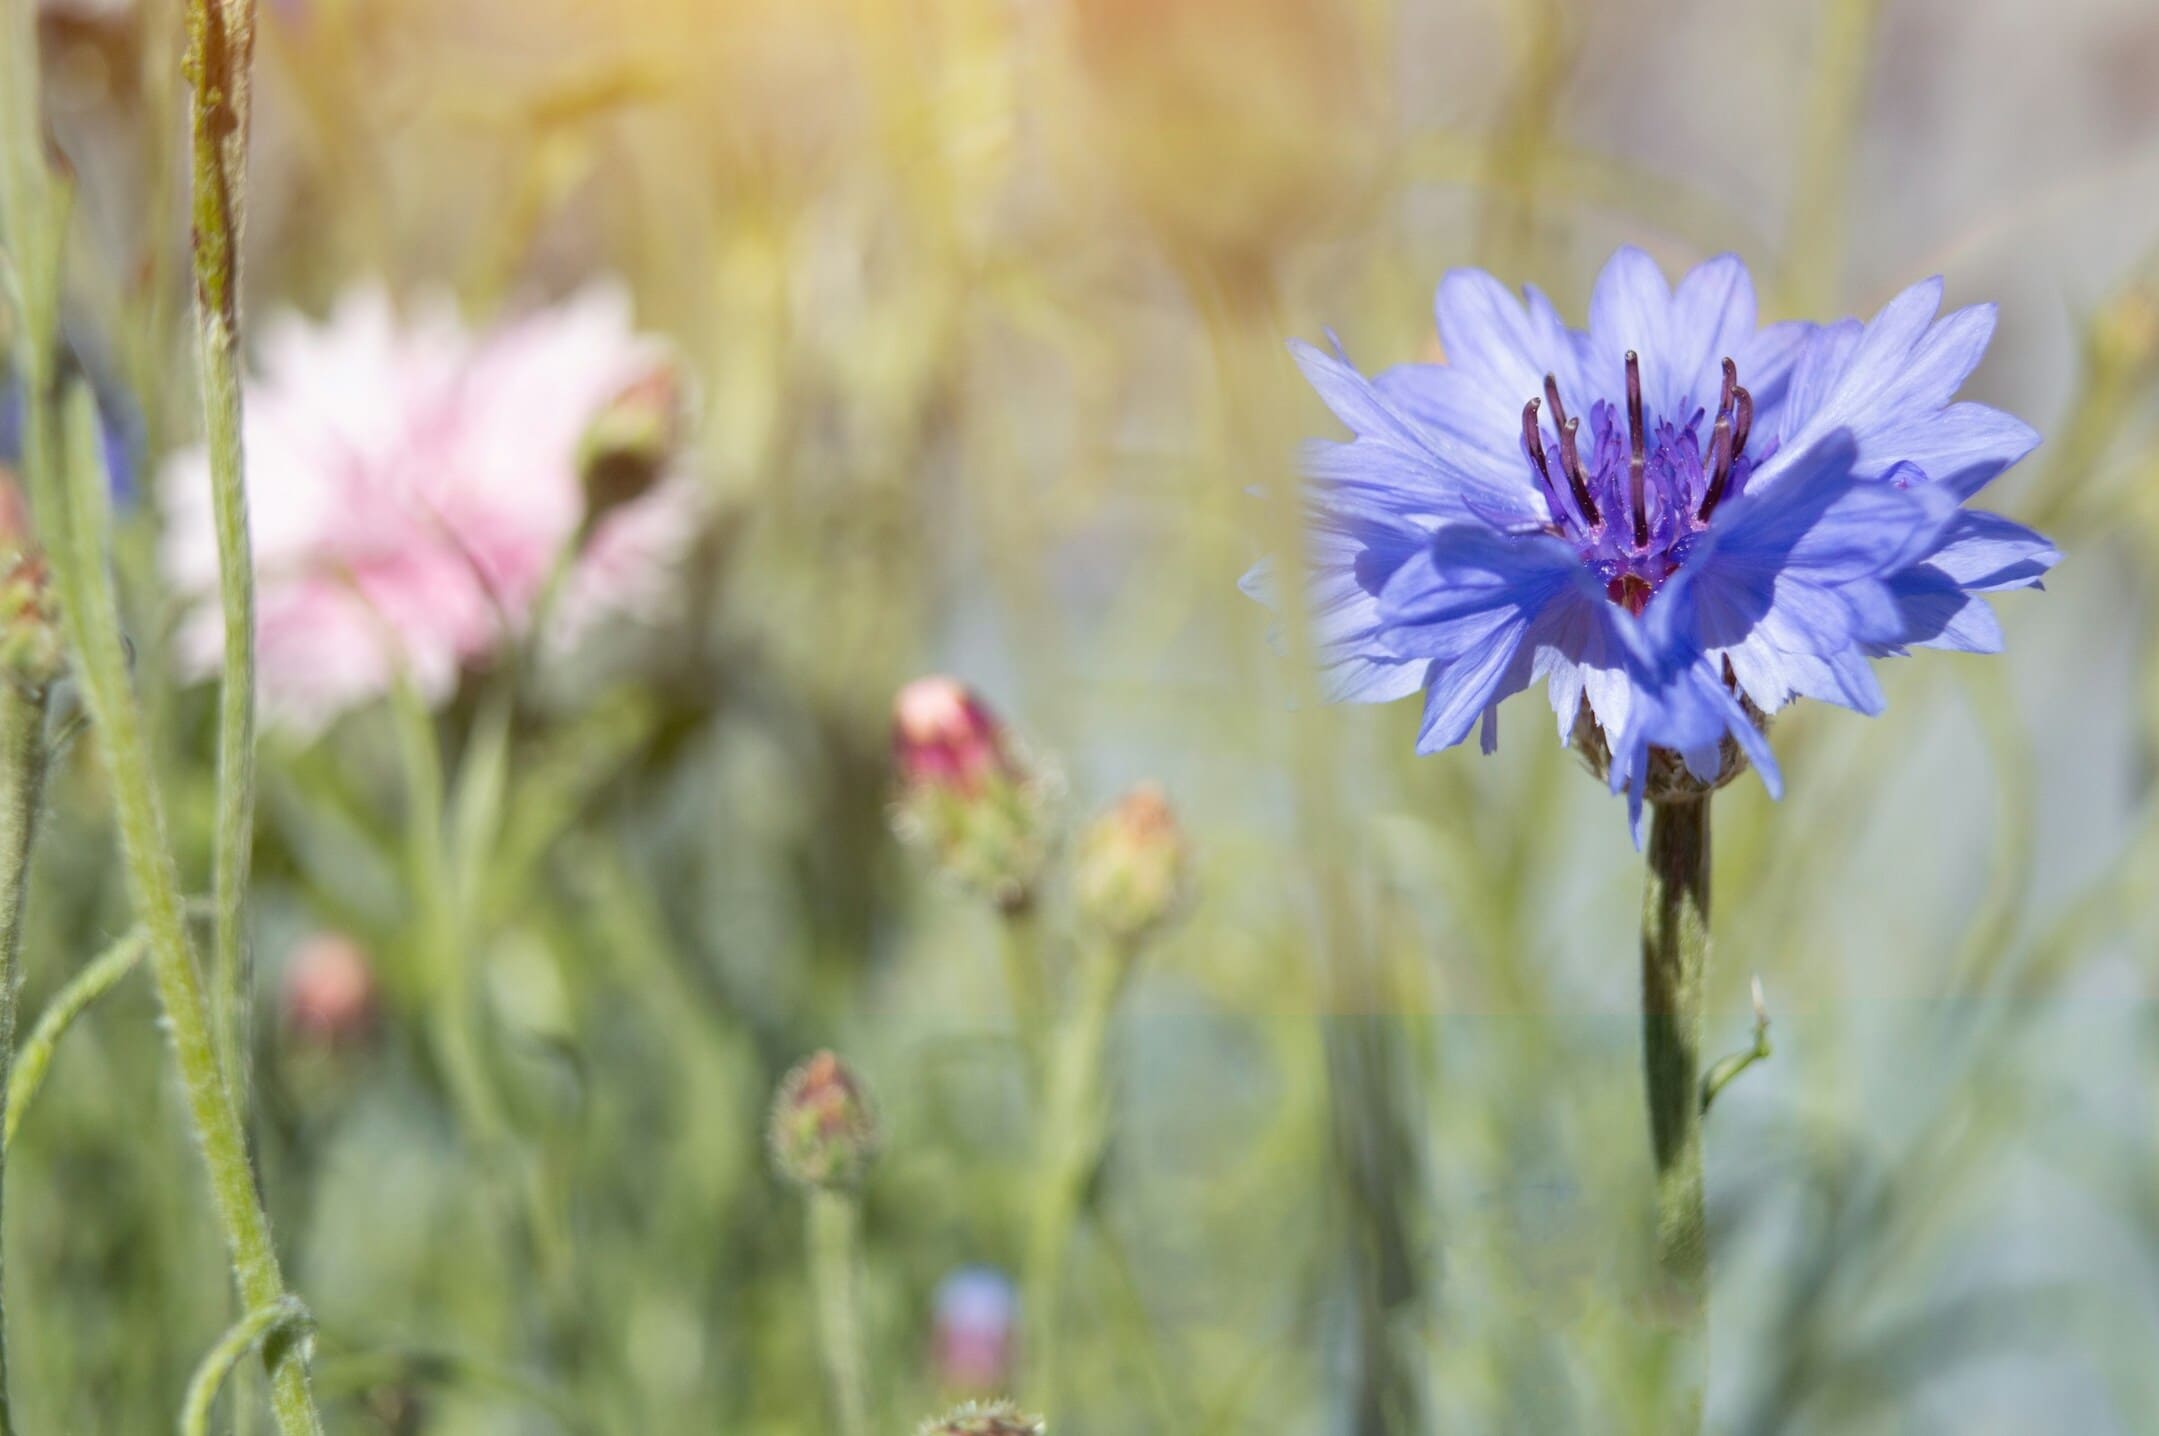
[5,929,147,1152]
[186,0,262,1140]
[1642,796,1712,1424]
[1024,937,1129,1415]
[807,1190,870,1436]
[42,387,324,1436]
[0,677,51,1436]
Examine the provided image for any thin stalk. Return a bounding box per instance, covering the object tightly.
[180,1297,311,1436]
[41,384,323,1436]
[807,1189,870,1436]
[184,0,262,1126]
[1641,796,1712,1424]
[998,904,1048,1091]
[387,677,505,1145]
[5,928,148,1151]
[0,677,51,1436]
[1024,937,1130,1415]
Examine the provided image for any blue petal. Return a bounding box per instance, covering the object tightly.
[1376,525,1587,753]
[1433,269,1589,413]
[1290,338,1543,523]
[1759,282,2035,497]
[1879,566,2005,654]
[1920,509,2059,591]
[1581,249,1768,421]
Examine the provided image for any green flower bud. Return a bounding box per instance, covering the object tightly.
[1073,781,1191,944]
[0,558,60,692]
[768,1051,879,1192]
[916,1399,1045,1436]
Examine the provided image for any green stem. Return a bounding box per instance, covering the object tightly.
[5,928,147,1152]
[180,1297,312,1436]
[183,5,266,1425]
[1641,796,1712,1424]
[0,677,51,1436]
[807,1190,870,1436]
[388,678,506,1145]
[42,384,324,1436]
[187,0,262,1159]
[998,905,1048,1091]
[1024,937,1129,1415]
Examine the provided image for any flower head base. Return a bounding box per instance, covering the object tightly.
[917,1399,1045,1436]
[768,1051,880,1192]
[891,677,1058,911]
[1072,782,1193,945]
[1260,248,2058,835]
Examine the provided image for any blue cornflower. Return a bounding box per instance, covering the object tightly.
[1258,247,2057,832]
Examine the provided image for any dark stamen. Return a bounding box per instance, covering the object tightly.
[1521,398,1550,474]
[1731,384,1753,457]
[1558,416,1598,526]
[1624,351,1648,548]
[1699,411,1734,520]
[1521,398,1561,514]
[1542,373,1570,431]
[1699,357,1739,521]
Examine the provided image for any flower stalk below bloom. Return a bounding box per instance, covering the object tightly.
[1641,795,1712,1424]
[1024,934,1133,1414]
[808,1190,871,1436]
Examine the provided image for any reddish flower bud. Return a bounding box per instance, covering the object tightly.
[890,678,1057,912]
[893,676,1013,795]
[281,933,378,1047]
[768,1051,880,1192]
[916,1400,1044,1436]
[1073,782,1192,944]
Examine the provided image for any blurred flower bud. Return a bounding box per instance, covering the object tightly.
[890,677,1057,912]
[281,933,378,1048]
[917,1400,1044,1436]
[0,477,60,692]
[768,1050,880,1192]
[1073,782,1191,944]
[577,360,685,534]
[894,676,1012,793]
[932,1266,1018,1394]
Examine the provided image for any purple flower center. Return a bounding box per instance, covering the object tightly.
[1519,353,1769,615]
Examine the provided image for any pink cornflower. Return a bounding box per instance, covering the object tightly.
[160,284,699,732]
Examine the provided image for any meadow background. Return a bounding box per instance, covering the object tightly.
[7,0,2159,1431]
